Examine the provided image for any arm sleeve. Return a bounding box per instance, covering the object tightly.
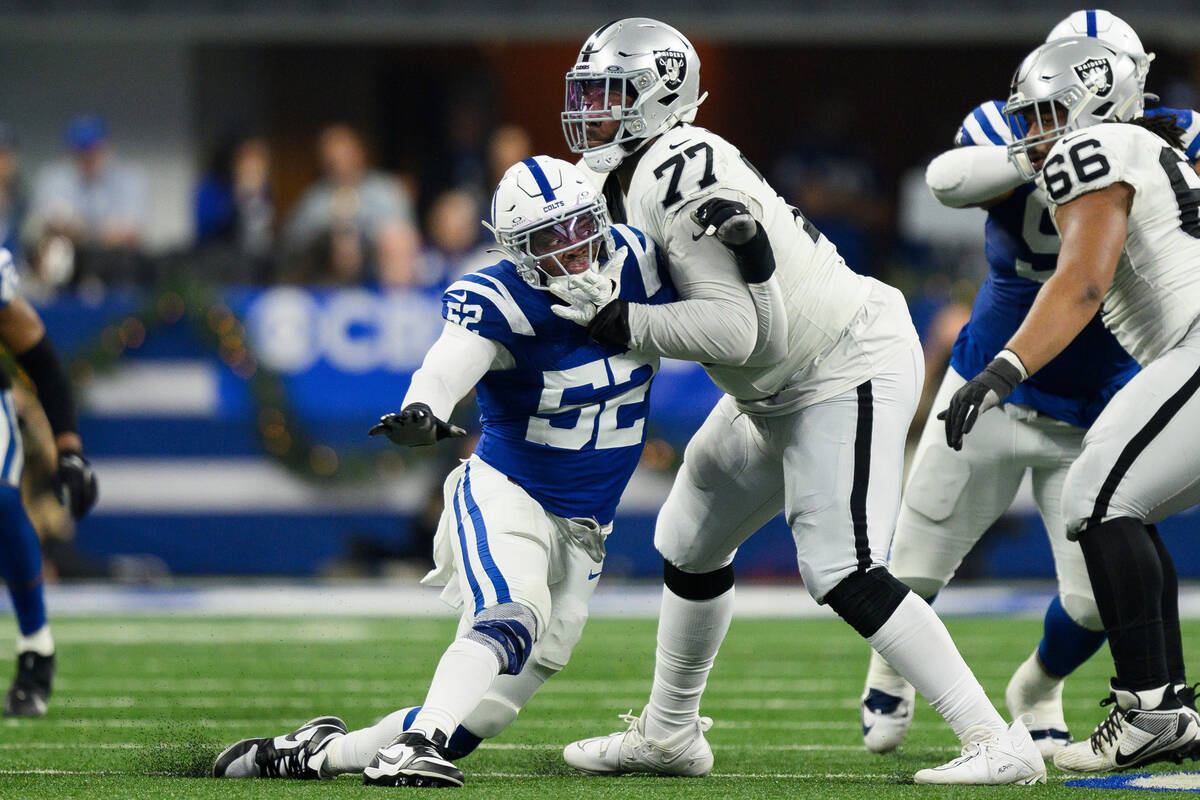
[925,145,1027,208]
[401,321,508,420]
[625,214,760,364]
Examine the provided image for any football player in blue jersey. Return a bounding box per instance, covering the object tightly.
[212,155,701,787]
[0,247,98,718]
[860,9,1200,759]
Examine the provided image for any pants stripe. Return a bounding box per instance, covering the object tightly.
[1086,363,1200,529]
[0,392,14,486]
[452,477,486,614]
[463,463,512,605]
[850,381,874,572]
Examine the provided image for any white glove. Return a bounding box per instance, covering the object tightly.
[549,246,626,326]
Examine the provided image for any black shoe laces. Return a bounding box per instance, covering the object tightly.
[1089,697,1122,755]
[259,741,314,779]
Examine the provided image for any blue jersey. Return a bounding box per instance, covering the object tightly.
[947,101,1200,428]
[442,225,674,524]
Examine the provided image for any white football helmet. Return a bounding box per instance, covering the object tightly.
[485,155,616,291]
[1003,36,1141,179]
[1046,9,1154,94]
[562,18,707,173]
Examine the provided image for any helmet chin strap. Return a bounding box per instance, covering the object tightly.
[583,90,711,174]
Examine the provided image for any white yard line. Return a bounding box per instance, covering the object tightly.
[39,582,1200,619]
[0,767,1076,781]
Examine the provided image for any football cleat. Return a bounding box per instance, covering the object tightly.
[363,730,464,787]
[1111,705,1199,770]
[861,686,914,754]
[212,716,346,778]
[1178,683,1198,712]
[4,651,54,717]
[1055,684,1200,772]
[1053,695,1123,772]
[1005,653,1071,757]
[563,707,713,777]
[913,718,1046,785]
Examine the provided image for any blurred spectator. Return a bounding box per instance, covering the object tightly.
[281,124,419,287]
[28,114,150,287]
[773,145,890,277]
[0,124,27,263]
[413,189,491,287]
[486,124,533,193]
[193,135,275,283]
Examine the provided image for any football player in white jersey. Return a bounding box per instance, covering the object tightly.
[212,157,677,787]
[947,35,1200,771]
[553,17,1044,785]
[861,9,1200,759]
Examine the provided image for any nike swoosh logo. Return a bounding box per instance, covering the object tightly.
[668,140,692,150]
[1114,717,1191,766]
[588,571,601,580]
[691,230,709,241]
[447,292,467,302]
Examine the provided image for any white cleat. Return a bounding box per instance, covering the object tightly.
[1006,653,1072,758]
[913,718,1046,785]
[212,716,347,779]
[861,686,915,754]
[1053,698,1123,773]
[563,707,714,777]
[363,731,464,788]
[1055,684,1200,773]
[1111,705,1200,770]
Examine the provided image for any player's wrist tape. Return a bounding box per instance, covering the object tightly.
[16,335,78,436]
[981,349,1027,398]
[726,221,776,283]
[586,299,630,348]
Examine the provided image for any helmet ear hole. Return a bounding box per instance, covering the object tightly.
[1093,101,1114,118]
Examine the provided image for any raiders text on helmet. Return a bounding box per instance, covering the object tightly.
[562,18,708,173]
[1003,36,1141,179]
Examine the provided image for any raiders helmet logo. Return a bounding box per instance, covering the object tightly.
[1073,57,1113,97]
[655,49,687,91]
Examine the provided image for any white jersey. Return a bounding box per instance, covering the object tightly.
[597,124,902,406]
[1043,123,1200,365]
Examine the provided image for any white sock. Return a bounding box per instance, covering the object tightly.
[17,625,53,657]
[1009,650,1065,724]
[644,585,735,741]
[867,592,1006,742]
[864,648,914,698]
[411,638,502,740]
[324,707,415,775]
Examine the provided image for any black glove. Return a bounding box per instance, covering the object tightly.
[585,299,631,348]
[55,451,98,518]
[937,355,1026,451]
[369,403,466,447]
[690,198,775,283]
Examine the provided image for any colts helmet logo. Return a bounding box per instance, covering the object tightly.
[654,49,687,91]
[1073,57,1114,97]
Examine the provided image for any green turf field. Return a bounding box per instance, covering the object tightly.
[0,612,1196,799]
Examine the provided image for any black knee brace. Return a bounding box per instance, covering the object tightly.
[824,568,911,639]
[663,560,735,601]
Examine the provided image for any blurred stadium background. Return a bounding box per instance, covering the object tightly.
[2,1,1200,602]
